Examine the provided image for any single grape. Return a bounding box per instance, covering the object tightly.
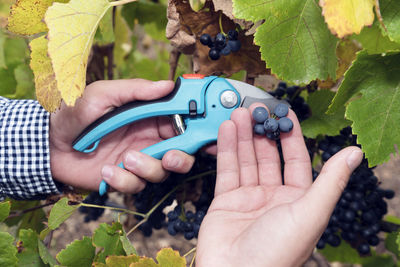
[266,130,280,140]
[220,45,231,56]
[274,103,289,118]
[278,117,293,132]
[357,243,370,255]
[264,118,278,132]
[227,29,238,40]
[227,40,241,52]
[252,107,269,123]
[215,33,226,47]
[254,124,265,135]
[200,34,212,46]
[209,48,220,60]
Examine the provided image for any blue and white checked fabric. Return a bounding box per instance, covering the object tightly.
[0,97,62,200]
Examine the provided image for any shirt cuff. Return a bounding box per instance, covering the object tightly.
[0,97,63,201]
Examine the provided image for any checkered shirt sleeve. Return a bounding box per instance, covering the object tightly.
[0,97,62,201]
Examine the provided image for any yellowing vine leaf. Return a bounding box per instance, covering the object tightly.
[320,0,375,38]
[45,0,112,106]
[7,0,69,36]
[30,36,61,112]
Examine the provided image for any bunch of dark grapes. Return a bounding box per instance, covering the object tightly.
[78,192,109,222]
[311,127,395,255]
[269,82,311,122]
[252,104,293,140]
[133,152,216,238]
[200,30,241,60]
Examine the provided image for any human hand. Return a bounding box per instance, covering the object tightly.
[49,79,195,193]
[196,104,363,267]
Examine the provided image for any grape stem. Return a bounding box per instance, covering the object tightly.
[218,13,226,35]
[80,202,146,217]
[110,0,137,7]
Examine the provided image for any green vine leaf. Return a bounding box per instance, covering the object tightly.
[120,233,137,256]
[0,232,18,267]
[7,0,69,36]
[16,229,46,266]
[56,236,95,267]
[385,230,400,258]
[92,222,125,263]
[380,0,400,44]
[37,239,57,267]
[95,9,115,45]
[121,1,167,30]
[233,0,338,84]
[93,255,140,267]
[48,197,80,230]
[8,64,35,99]
[132,248,186,267]
[301,90,351,138]
[44,0,112,106]
[0,201,11,222]
[345,52,400,166]
[353,22,400,55]
[29,36,61,112]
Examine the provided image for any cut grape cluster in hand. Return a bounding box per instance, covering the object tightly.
[252,104,293,140]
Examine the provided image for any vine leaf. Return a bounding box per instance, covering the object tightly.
[0,201,10,222]
[344,52,400,166]
[319,0,375,38]
[233,0,338,84]
[385,230,400,258]
[48,197,80,230]
[301,90,351,138]
[0,232,18,267]
[93,255,139,267]
[132,248,186,267]
[16,229,46,266]
[37,238,57,267]
[352,22,400,55]
[120,233,137,256]
[380,0,400,43]
[44,0,112,106]
[56,236,96,267]
[92,222,126,263]
[9,64,35,99]
[30,36,61,112]
[7,0,68,36]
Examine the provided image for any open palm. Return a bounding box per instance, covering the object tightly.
[196,105,363,267]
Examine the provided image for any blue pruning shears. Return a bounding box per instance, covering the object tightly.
[72,74,286,195]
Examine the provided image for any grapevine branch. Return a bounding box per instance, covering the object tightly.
[7,201,57,219]
[80,202,146,217]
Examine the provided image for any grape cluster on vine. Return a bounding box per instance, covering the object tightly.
[311,127,395,255]
[200,30,241,60]
[252,104,293,140]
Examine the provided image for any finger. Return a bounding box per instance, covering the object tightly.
[280,109,312,188]
[157,116,176,140]
[230,108,259,186]
[294,147,363,230]
[162,150,195,174]
[214,120,240,197]
[101,164,146,194]
[248,103,282,186]
[122,150,169,183]
[85,79,175,109]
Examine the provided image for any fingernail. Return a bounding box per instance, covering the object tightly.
[346,150,363,171]
[168,156,182,169]
[125,152,141,170]
[102,165,114,181]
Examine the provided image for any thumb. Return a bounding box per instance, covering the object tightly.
[296,146,363,227]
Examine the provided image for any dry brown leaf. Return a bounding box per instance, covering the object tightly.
[166,0,268,77]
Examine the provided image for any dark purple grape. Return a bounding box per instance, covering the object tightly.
[274,103,289,118]
[215,33,226,46]
[266,130,280,140]
[220,45,231,56]
[227,40,241,52]
[357,243,370,255]
[200,34,212,46]
[278,117,293,133]
[264,118,278,132]
[227,30,238,40]
[254,124,265,135]
[253,107,269,123]
[209,48,220,60]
